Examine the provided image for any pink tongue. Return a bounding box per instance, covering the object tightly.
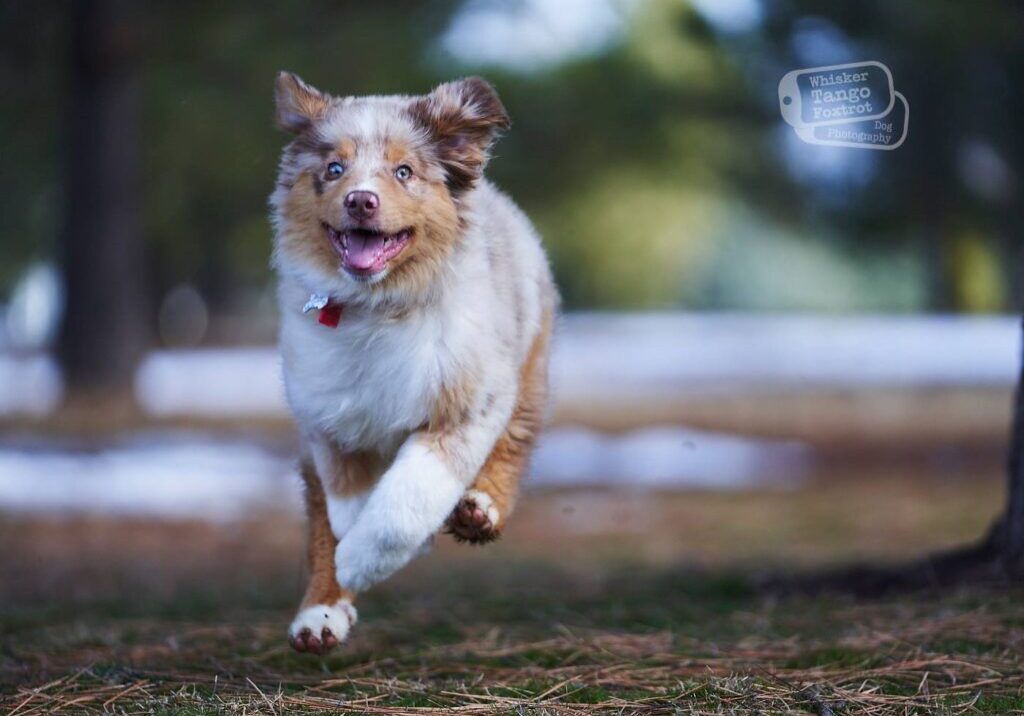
[346,233,386,270]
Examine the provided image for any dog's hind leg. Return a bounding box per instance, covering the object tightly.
[287,460,357,655]
[447,311,552,544]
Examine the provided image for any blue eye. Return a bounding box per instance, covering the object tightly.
[394,165,413,181]
[326,162,344,179]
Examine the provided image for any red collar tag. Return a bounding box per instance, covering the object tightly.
[318,304,343,328]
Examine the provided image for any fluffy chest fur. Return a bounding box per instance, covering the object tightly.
[280,296,452,452]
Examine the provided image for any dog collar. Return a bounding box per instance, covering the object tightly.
[302,293,343,328]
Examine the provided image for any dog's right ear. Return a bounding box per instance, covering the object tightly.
[275,72,330,134]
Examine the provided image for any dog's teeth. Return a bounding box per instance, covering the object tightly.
[383,237,392,250]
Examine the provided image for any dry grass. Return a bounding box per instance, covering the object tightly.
[2,480,1023,715]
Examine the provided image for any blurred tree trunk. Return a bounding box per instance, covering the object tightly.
[798,321,1024,594]
[58,0,147,398]
[922,319,1024,580]
[910,72,955,312]
[984,318,1024,570]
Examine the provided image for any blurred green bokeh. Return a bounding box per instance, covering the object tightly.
[1,0,1021,320]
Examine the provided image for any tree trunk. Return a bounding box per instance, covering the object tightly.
[985,317,1024,568]
[780,318,1024,595]
[57,0,147,397]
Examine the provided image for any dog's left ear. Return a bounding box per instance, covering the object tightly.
[412,77,511,194]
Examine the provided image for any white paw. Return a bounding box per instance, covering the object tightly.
[288,599,357,654]
[465,489,500,524]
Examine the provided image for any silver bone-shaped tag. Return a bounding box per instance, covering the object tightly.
[302,293,330,314]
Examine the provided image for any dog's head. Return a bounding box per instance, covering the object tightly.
[270,73,510,301]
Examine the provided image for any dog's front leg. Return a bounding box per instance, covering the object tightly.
[288,441,378,654]
[334,392,516,593]
[287,459,358,654]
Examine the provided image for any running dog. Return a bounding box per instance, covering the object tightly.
[270,73,557,654]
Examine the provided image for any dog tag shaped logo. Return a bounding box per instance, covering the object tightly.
[779,60,894,127]
[779,60,908,150]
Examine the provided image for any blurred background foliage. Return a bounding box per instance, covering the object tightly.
[1,0,1021,338]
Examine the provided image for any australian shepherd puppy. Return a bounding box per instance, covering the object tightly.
[269,72,557,654]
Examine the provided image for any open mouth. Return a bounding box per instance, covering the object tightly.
[323,223,413,278]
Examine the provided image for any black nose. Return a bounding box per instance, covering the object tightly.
[344,191,379,220]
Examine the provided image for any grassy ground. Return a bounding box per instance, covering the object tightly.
[2,477,1023,715]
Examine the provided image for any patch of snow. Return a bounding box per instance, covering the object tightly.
[0,426,806,519]
[135,348,287,418]
[531,426,807,488]
[0,354,62,417]
[0,435,301,521]
[0,313,1018,419]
